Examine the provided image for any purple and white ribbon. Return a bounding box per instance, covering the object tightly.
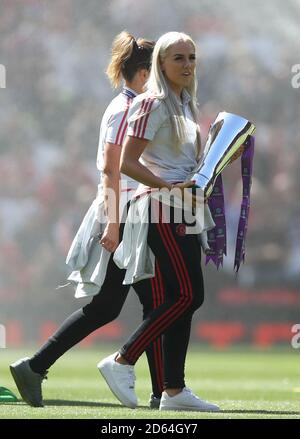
[234,136,255,271]
[205,136,255,271]
[206,174,227,269]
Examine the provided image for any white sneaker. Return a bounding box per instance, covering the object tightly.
[97,352,137,409]
[159,387,220,412]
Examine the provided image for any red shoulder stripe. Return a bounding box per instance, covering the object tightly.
[140,99,155,138]
[115,96,131,145]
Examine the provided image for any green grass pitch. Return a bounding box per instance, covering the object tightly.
[1,345,300,419]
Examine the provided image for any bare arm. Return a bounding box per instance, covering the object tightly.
[100,142,121,252]
[120,135,173,190]
[120,135,196,207]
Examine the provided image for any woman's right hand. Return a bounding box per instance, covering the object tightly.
[171,181,205,209]
[171,180,194,192]
[99,222,120,253]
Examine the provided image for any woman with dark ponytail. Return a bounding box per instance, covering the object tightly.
[10,31,163,410]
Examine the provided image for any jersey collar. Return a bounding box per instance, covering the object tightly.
[122,86,137,99]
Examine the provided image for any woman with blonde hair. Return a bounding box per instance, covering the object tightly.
[10,31,164,410]
[99,32,220,412]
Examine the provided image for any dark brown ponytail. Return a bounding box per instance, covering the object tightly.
[106,30,154,88]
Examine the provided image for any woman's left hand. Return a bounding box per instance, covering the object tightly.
[99,222,120,253]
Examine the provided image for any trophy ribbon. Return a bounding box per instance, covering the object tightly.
[206,174,227,269]
[233,135,255,271]
[205,136,255,271]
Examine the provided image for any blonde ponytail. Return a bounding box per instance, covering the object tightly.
[106,31,135,89]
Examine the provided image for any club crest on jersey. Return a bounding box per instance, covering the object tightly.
[176,223,186,237]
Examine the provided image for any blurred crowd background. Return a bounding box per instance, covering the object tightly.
[1,0,300,345]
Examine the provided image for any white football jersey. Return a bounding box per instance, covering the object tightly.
[97,86,138,189]
[127,89,199,183]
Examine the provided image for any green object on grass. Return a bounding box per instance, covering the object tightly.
[0,386,18,402]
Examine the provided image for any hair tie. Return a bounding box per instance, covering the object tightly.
[132,39,139,53]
